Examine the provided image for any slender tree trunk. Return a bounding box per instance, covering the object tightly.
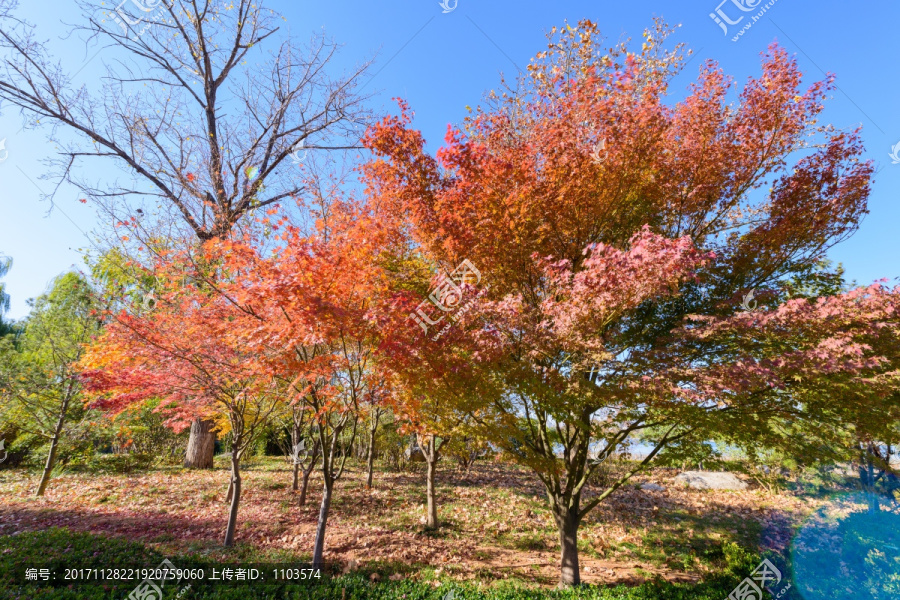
[224,450,242,547]
[185,419,216,469]
[867,444,879,513]
[312,479,333,568]
[365,414,379,489]
[36,435,60,497]
[299,466,313,506]
[425,437,438,529]
[36,393,71,497]
[556,505,582,587]
[299,440,321,507]
[291,419,302,491]
[366,439,376,489]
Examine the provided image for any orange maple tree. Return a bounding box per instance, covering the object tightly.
[361,20,887,586]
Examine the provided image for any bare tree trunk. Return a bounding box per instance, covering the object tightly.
[290,419,302,491]
[556,505,582,587]
[36,392,71,497]
[185,419,216,469]
[424,436,439,529]
[36,435,60,497]
[224,450,242,547]
[365,411,381,489]
[312,479,333,568]
[366,440,376,488]
[299,466,313,506]
[866,443,879,513]
[299,439,321,507]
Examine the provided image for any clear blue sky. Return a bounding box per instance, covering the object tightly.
[1,0,898,319]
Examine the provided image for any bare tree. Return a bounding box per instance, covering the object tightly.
[0,0,373,467]
[0,0,371,237]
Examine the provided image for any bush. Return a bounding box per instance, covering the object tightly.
[721,542,760,578]
[67,452,155,474]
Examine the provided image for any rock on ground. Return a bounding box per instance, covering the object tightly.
[674,471,748,490]
[640,483,666,492]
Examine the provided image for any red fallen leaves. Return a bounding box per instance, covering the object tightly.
[0,463,822,581]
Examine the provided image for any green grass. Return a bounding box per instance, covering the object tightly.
[618,510,763,573]
[0,528,759,600]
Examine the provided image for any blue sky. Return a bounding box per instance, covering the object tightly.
[1,0,898,319]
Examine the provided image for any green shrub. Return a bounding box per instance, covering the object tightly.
[721,542,760,578]
[67,452,155,474]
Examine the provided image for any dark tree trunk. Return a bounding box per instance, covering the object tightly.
[866,443,879,513]
[366,440,376,488]
[292,462,300,491]
[556,505,582,587]
[299,439,321,507]
[224,451,242,546]
[299,466,313,506]
[312,480,333,568]
[185,419,216,469]
[365,411,380,489]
